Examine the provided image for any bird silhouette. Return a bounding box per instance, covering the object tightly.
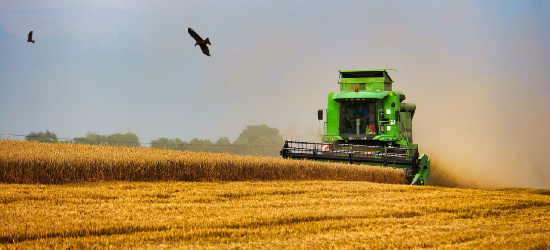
[188,28,210,56]
[27,31,35,44]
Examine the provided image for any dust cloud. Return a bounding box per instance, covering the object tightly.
[410,56,550,189]
[375,5,550,189]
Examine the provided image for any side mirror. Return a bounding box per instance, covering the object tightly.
[318,110,323,120]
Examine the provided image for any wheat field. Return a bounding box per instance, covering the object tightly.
[1,140,549,248]
[0,181,549,248]
[0,140,407,184]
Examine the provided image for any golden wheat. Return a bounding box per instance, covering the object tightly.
[0,140,407,184]
[0,181,548,248]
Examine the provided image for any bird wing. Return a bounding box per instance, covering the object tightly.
[28,31,33,41]
[188,28,202,42]
[199,44,210,56]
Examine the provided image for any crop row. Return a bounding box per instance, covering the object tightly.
[0,140,407,184]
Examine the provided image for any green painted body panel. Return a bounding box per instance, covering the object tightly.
[332,91,388,100]
[326,92,340,137]
[339,69,394,91]
[412,154,430,185]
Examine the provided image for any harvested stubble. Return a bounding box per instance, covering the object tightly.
[0,140,407,184]
[1,181,549,248]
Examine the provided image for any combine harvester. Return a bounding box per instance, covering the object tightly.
[281,69,430,185]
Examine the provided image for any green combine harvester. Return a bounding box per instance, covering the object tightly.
[281,69,430,185]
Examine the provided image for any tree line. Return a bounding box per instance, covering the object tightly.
[22,124,285,157]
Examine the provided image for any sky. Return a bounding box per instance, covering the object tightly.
[1,0,549,189]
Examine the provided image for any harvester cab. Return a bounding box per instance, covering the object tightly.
[281,69,430,185]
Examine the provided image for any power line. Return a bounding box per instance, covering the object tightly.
[1,133,282,148]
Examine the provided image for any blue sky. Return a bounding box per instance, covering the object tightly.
[1,1,549,188]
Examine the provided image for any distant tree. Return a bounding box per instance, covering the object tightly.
[214,137,231,153]
[74,131,140,147]
[234,124,284,156]
[172,138,187,151]
[151,137,187,150]
[236,124,281,144]
[150,137,171,149]
[25,130,58,143]
[105,132,140,147]
[189,138,212,152]
[215,137,231,145]
[73,132,105,145]
[249,135,284,157]
[231,139,249,155]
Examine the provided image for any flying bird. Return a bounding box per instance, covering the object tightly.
[188,28,211,56]
[27,31,35,43]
